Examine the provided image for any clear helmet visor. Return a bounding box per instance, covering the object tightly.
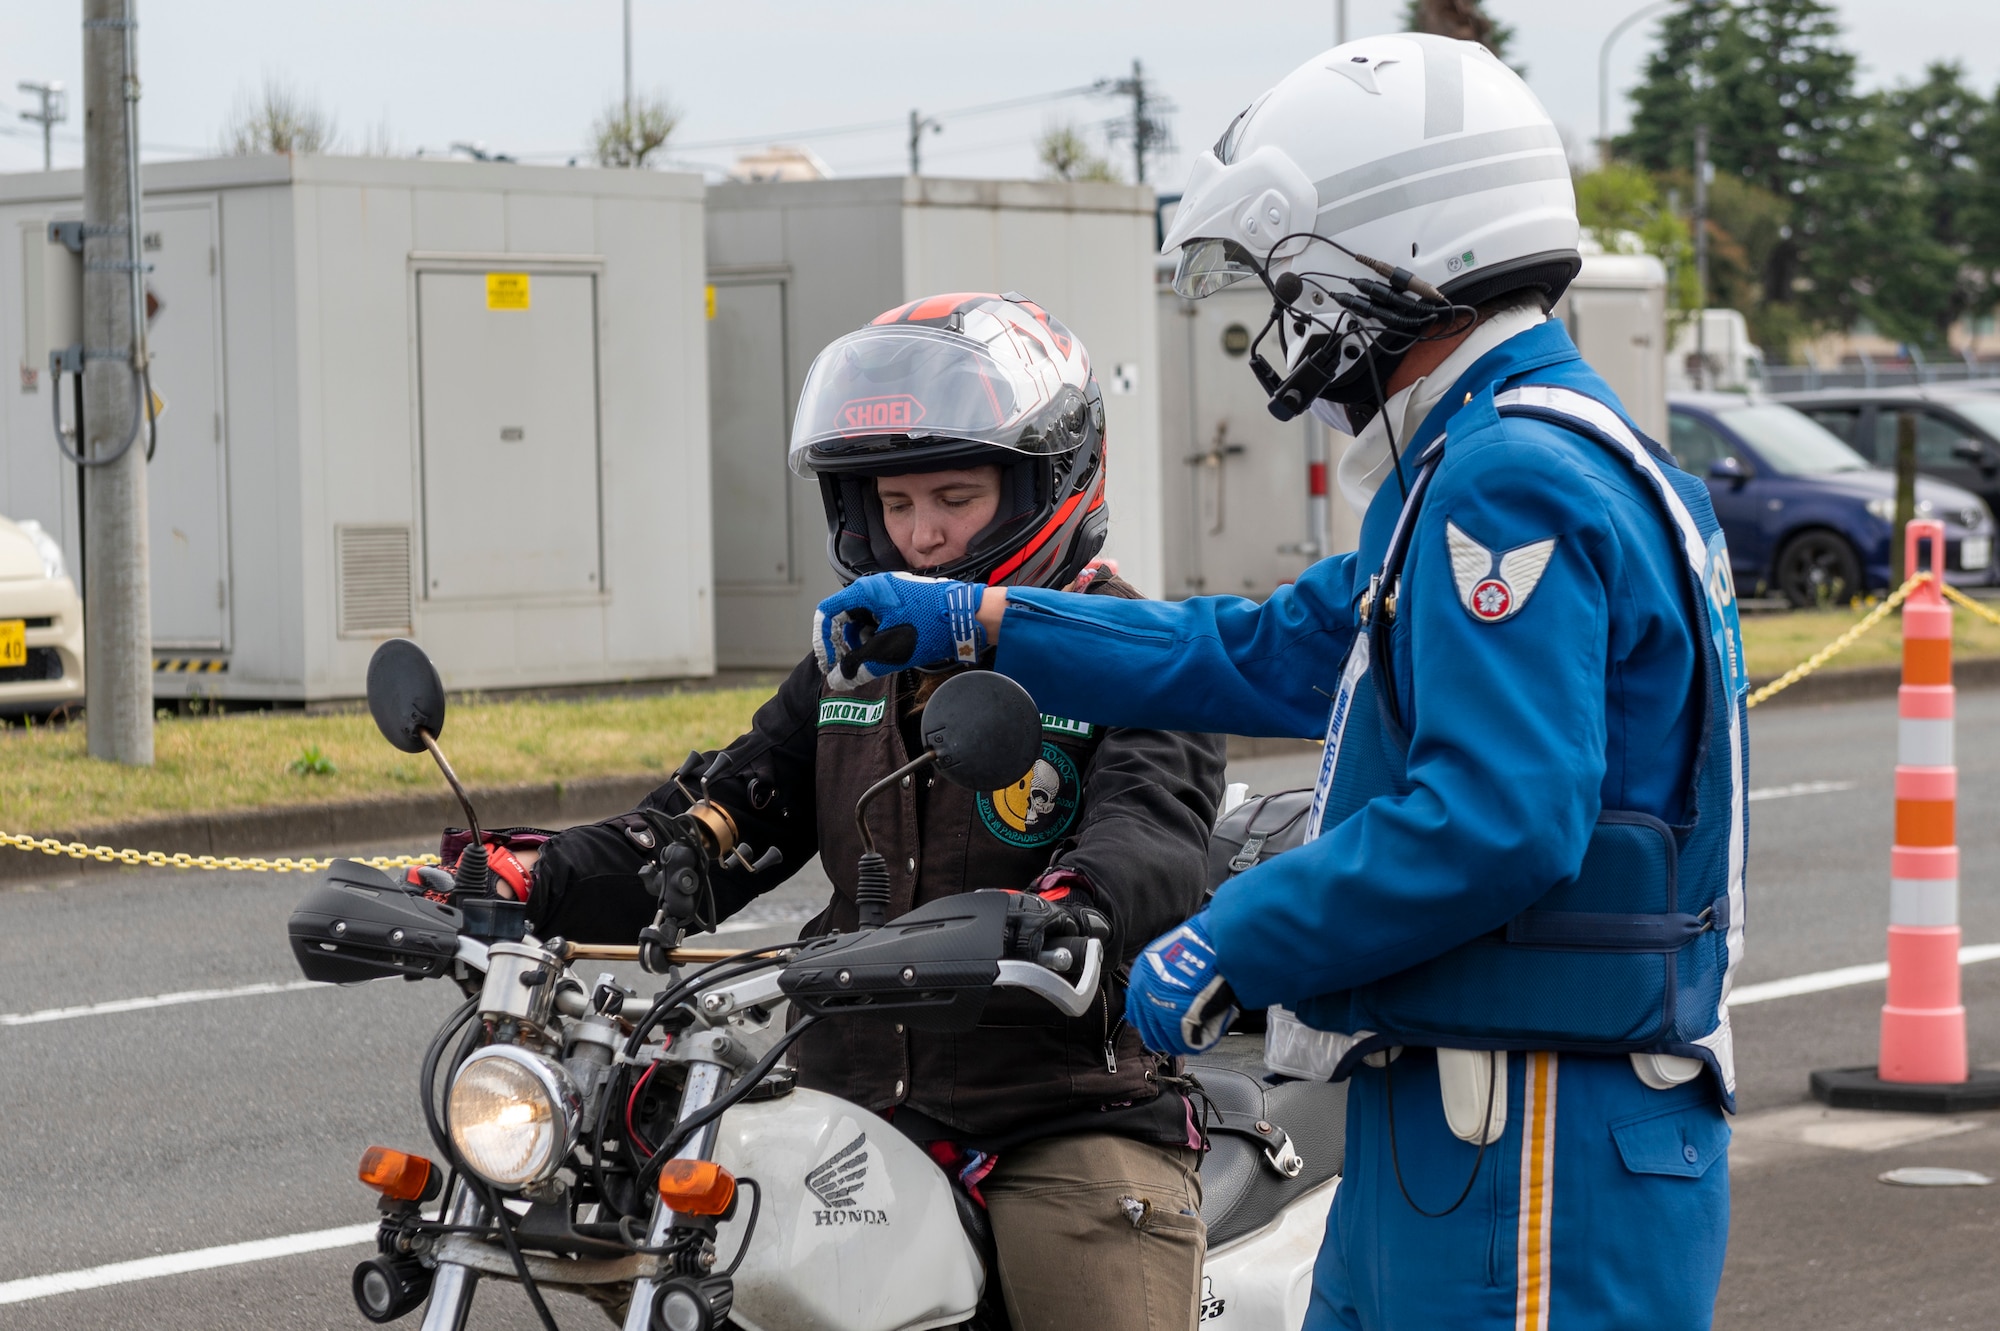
[1171,238,1264,300]
[789,324,1087,475]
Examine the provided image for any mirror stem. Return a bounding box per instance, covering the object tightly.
[419,729,481,844]
[853,750,935,856]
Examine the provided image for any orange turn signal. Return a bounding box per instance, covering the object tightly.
[656,1159,736,1216]
[359,1146,438,1203]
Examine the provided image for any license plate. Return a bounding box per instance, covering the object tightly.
[0,620,24,669]
[1961,537,1991,571]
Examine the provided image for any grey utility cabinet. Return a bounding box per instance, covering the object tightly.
[0,155,710,700]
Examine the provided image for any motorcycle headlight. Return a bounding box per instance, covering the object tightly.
[446,1045,581,1187]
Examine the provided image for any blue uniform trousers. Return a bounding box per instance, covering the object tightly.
[1311,1049,1730,1330]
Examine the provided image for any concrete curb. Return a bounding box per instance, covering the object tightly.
[1749,655,2000,709]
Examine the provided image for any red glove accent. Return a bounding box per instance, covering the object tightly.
[487,844,531,902]
[1027,867,1093,904]
[446,841,532,902]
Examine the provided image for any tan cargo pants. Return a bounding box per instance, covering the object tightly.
[981,1132,1206,1331]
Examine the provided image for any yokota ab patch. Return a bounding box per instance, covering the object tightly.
[977,741,1082,848]
[818,697,886,728]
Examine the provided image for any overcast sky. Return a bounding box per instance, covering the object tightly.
[1,2,1993,189]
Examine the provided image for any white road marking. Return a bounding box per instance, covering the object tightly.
[1747,780,1856,802]
[0,979,326,1027]
[1728,944,2000,1007]
[0,1223,377,1305]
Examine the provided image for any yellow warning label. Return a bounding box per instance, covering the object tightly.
[705,284,716,320]
[486,273,531,311]
[147,386,167,422]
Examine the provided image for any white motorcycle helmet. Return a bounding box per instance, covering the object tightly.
[1163,32,1580,424]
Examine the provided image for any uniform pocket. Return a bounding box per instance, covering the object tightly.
[1609,1101,1730,1178]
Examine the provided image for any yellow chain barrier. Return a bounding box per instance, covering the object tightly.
[1742,572,1931,710]
[1938,579,2000,628]
[0,830,438,874]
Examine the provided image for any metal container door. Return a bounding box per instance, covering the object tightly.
[417,270,603,601]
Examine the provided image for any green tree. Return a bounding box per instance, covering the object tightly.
[1038,122,1120,182]
[1574,162,1699,316]
[592,93,679,169]
[1868,64,1994,345]
[1401,0,1516,63]
[1618,0,1877,354]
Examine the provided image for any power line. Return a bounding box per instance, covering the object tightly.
[670,83,1100,152]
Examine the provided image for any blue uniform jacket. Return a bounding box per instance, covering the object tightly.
[997,320,1706,1013]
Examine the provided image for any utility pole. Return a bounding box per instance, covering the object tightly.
[17,81,67,170]
[1692,121,1710,392]
[1336,0,1348,44]
[1099,60,1173,185]
[907,109,940,176]
[622,0,633,164]
[1126,59,1150,184]
[82,0,153,765]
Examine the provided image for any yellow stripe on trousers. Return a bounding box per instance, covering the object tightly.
[1515,1052,1558,1331]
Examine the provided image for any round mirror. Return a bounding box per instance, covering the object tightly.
[920,670,1043,792]
[366,639,447,754]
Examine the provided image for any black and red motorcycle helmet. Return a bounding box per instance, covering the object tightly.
[788,292,1109,589]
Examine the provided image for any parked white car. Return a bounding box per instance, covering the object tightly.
[0,516,85,714]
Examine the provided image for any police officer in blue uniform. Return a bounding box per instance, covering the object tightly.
[810,34,1747,1330]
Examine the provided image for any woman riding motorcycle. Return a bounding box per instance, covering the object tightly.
[489,293,1226,1331]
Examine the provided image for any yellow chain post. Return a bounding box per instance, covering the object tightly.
[1743,572,1932,710]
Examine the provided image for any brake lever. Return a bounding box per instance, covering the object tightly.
[994,937,1103,1019]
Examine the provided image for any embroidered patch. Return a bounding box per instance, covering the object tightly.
[977,742,1082,849]
[818,697,886,728]
[1445,521,1557,624]
[1040,713,1095,740]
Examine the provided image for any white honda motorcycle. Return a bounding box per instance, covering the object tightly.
[289,641,1343,1331]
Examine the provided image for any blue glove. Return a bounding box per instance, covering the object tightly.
[813,573,987,691]
[1125,915,1239,1056]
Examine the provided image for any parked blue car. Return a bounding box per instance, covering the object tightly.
[1668,394,1997,606]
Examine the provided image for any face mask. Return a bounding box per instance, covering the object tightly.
[1310,397,1378,437]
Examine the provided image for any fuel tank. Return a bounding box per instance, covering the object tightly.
[710,1087,983,1331]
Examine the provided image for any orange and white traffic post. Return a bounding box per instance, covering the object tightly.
[1813,520,2000,1109]
[1881,519,1965,1084]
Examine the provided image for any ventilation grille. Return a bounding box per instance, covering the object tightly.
[337,525,413,638]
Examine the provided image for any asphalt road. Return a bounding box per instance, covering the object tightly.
[3,692,1999,1329]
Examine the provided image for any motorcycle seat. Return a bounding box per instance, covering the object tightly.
[1184,1060,1346,1250]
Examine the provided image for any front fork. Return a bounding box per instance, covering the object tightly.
[419,1181,489,1331]
[622,1060,727,1331]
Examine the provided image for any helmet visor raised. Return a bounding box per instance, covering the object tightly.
[1171,238,1264,300]
[790,324,1090,475]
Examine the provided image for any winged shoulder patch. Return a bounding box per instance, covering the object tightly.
[1445,521,1557,624]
